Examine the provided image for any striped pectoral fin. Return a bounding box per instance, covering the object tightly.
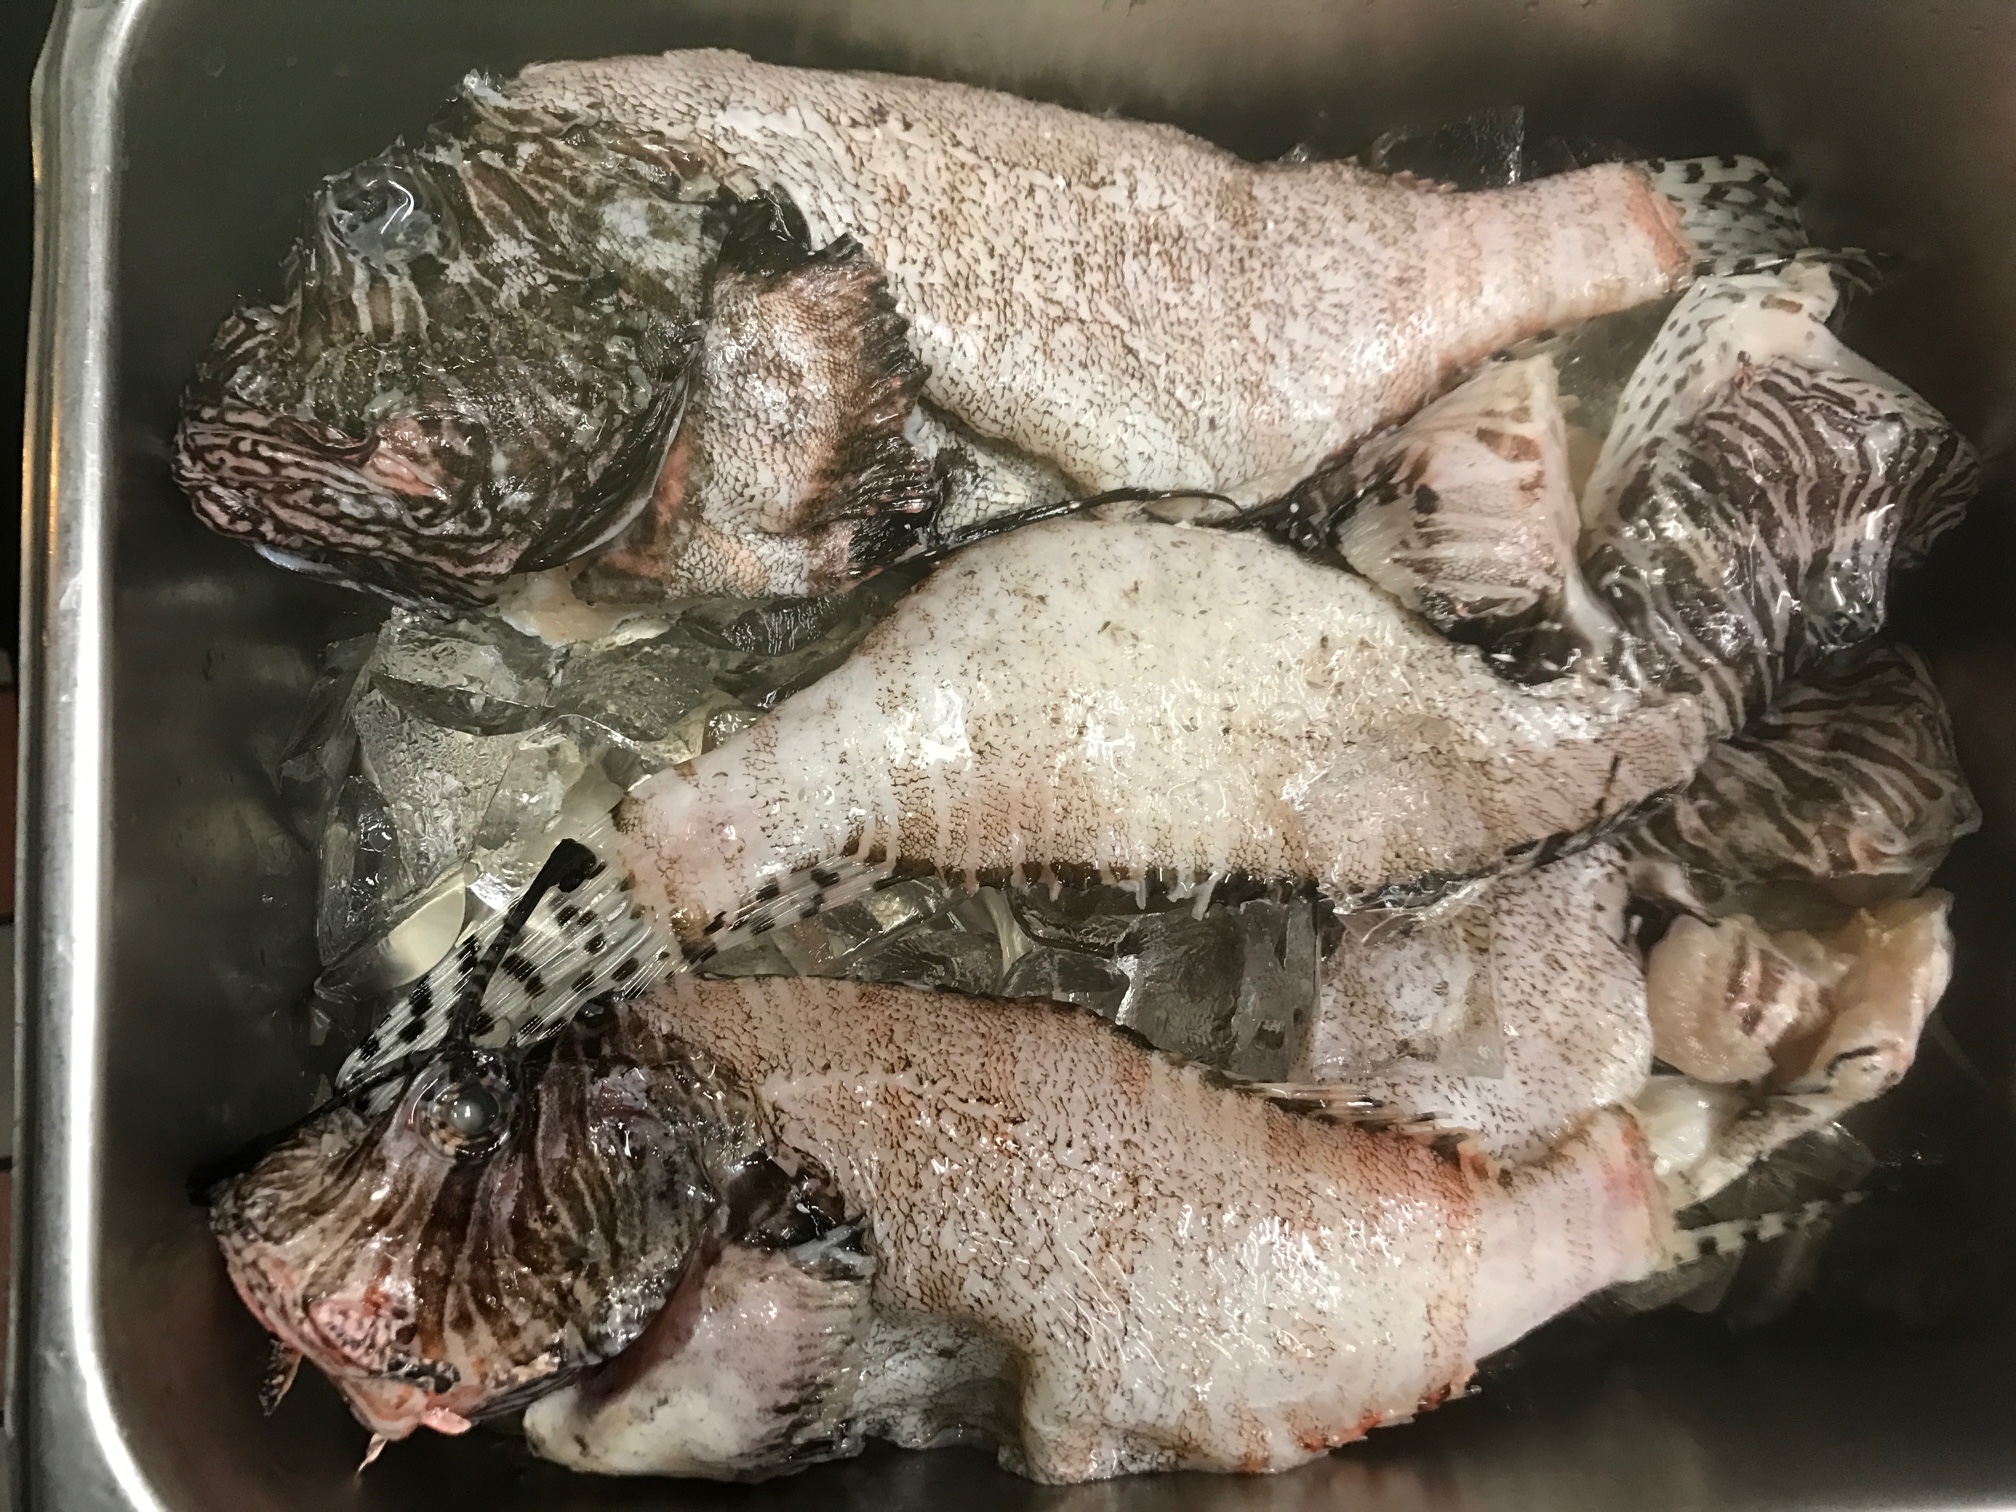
[1581,255,1977,726]
[1619,644,1981,918]
[336,819,680,1097]
[1646,155,1806,278]
[1269,351,1614,682]
[1635,892,1953,1210]
[708,190,936,540]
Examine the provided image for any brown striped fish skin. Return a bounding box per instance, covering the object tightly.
[207,1038,724,1442]
[1621,644,1980,921]
[499,51,1707,501]
[176,50,1794,605]
[1579,264,1979,732]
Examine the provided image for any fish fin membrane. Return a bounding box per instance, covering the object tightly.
[1657,1194,1863,1272]
[335,814,679,1095]
[1648,154,1807,277]
[1620,644,1980,918]
[710,190,937,544]
[1581,257,1979,727]
[1270,352,1616,683]
[687,854,903,968]
[1583,256,1843,527]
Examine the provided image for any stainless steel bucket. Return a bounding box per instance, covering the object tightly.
[21,1,2016,1507]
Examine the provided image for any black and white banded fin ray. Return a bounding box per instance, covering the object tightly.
[1646,154,1806,278]
[336,817,679,1098]
[686,853,904,968]
[1657,1193,1864,1271]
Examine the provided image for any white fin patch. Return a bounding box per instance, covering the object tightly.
[1582,256,1841,526]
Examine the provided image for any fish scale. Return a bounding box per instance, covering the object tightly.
[502,50,1797,499]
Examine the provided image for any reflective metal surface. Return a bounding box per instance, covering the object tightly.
[19,1,2016,1507]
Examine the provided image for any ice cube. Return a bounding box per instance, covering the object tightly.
[550,630,751,769]
[1224,900,1320,1081]
[315,768,401,964]
[316,862,473,1008]
[371,609,565,734]
[467,728,627,911]
[1000,946,1129,1014]
[351,687,524,906]
[275,632,375,842]
[1370,104,1526,189]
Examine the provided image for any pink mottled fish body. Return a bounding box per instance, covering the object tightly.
[504,50,1698,494]
[642,975,1668,1481]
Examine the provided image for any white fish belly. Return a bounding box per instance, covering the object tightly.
[619,520,1713,941]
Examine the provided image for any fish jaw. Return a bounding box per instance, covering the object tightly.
[211,1113,574,1444]
[173,403,525,605]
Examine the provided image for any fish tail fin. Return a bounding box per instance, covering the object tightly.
[685,854,905,968]
[1657,1193,1864,1272]
[335,815,680,1095]
[1647,154,1806,276]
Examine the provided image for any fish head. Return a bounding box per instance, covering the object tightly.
[208,1031,713,1441]
[173,80,725,605]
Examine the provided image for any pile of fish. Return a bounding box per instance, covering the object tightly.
[178,51,1985,1487]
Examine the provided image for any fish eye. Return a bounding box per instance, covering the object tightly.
[414,1053,516,1158]
[322,164,455,267]
[447,1084,500,1138]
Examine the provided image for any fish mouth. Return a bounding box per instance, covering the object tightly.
[173,390,681,606]
[215,1161,581,1443]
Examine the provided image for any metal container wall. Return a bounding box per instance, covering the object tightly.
[20,1,2016,1508]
